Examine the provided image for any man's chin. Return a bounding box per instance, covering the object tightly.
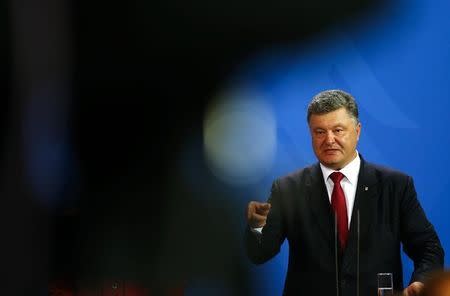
[320,158,342,169]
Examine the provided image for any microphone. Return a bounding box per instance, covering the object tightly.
[334,210,360,296]
[357,210,360,296]
[335,213,339,296]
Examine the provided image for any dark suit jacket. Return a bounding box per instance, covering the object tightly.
[246,157,444,296]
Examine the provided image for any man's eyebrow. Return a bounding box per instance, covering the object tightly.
[313,124,345,130]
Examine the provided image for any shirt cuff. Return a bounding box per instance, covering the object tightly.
[251,227,263,234]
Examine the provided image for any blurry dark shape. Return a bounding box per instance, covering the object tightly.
[421,270,450,296]
[48,279,184,295]
[4,0,381,294]
[23,86,77,209]
[6,0,73,294]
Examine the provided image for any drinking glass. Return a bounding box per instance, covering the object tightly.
[377,273,393,296]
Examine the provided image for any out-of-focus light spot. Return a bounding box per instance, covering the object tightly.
[23,85,75,208]
[203,90,276,186]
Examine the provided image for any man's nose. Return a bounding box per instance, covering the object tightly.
[325,131,335,144]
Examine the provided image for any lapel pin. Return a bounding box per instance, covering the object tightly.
[364,186,369,191]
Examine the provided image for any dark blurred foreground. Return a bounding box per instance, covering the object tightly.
[0,0,380,294]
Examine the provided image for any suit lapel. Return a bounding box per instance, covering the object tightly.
[342,158,379,271]
[306,163,335,246]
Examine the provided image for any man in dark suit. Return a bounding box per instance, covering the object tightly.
[245,90,444,296]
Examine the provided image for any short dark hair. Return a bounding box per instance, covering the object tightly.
[307,89,359,124]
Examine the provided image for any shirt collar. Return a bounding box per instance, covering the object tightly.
[320,151,361,184]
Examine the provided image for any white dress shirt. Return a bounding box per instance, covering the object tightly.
[320,152,360,228]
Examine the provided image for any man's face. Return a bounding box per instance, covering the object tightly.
[309,107,361,170]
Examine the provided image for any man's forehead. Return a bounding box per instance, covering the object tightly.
[309,109,351,122]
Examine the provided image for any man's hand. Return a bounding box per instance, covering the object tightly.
[246,201,271,228]
[403,281,424,296]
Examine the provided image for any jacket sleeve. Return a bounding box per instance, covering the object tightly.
[245,179,287,264]
[400,176,444,283]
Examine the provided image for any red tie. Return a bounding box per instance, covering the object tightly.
[330,172,348,250]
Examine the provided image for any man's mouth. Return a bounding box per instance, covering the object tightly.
[324,149,340,153]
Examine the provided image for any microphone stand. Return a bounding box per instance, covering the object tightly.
[335,214,339,296]
[335,209,360,296]
[357,210,360,296]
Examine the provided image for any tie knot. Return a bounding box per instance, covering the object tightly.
[330,171,344,184]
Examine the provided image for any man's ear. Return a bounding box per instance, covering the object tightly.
[356,122,361,140]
